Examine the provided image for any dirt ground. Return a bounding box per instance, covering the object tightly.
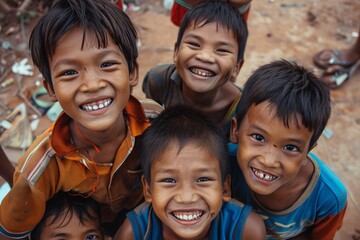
[1,0,359,239]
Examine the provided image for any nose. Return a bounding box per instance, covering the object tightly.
[259,145,281,168]
[174,183,200,203]
[79,68,106,92]
[195,50,216,63]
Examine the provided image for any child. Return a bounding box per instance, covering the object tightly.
[229,59,347,239]
[170,0,251,67]
[115,105,266,240]
[30,191,104,240]
[142,1,248,127]
[0,0,152,238]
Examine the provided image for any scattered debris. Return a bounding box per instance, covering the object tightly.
[11,58,34,76]
[322,127,334,139]
[280,2,305,8]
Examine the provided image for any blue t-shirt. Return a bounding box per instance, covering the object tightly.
[230,151,347,239]
[127,200,252,240]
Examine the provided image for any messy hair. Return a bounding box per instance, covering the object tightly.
[29,0,138,90]
[30,191,102,239]
[141,105,229,184]
[235,59,331,149]
[175,0,248,62]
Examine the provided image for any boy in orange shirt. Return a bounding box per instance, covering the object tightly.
[0,0,154,238]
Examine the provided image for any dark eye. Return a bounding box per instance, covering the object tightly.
[86,235,96,240]
[62,70,77,76]
[284,145,299,152]
[197,177,210,182]
[217,48,231,53]
[161,178,176,183]
[186,41,200,47]
[101,62,115,68]
[251,134,264,142]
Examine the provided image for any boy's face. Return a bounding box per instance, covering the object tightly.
[230,101,313,196]
[143,142,230,240]
[44,27,138,132]
[174,21,241,94]
[39,208,103,240]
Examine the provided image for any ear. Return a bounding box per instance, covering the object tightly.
[42,80,58,102]
[230,60,243,82]
[222,175,231,202]
[229,116,239,144]
[142,175,153,203]
[129,61,139,87]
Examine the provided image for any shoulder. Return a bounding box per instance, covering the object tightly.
[114,218,134,240]
[242,211,266,240]
[143,63,176,83]
[15,129,56,184]
[308,152,347,211]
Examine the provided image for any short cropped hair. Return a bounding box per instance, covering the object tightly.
[31,191,102,239]
[235,59,331,149]
[29,0,138,90]
[175,0,248,62]
[141,105,229,184]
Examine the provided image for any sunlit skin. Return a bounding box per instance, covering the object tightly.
[143,141,231,240]
[174,21,241,98]
[38,209,103,240]
[230,101,315,211]
[43,27,138,163]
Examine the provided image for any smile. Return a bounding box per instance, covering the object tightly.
[251,167,278,181]
[80,98,112,111]
[172,210,204,221]
[190,68,215,77]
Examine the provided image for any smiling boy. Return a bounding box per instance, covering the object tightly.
[142,1,248,126]
[30,192,104,240]
[230,60,347,239]
[0,0,152,238]
[115,105,265,240]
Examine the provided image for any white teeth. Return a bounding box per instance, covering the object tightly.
[82,99,111,111]
[252,168,277,181]
[190,68,214,77]
[174,212,202,221]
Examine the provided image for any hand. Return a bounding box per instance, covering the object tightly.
[12,58,34,76]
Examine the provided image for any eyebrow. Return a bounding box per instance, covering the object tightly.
[183,33,235,48]
[52,50,122,70]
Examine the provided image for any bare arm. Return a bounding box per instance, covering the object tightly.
[242,211,266,240]
[113,219,134,240]
[0,147,15,187]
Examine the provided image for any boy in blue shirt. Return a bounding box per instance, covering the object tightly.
[115,105,266,239]
[229,59,347,239]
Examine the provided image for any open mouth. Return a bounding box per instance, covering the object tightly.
[171,210,204,221]
[189,67,215,77]
[80,98,112,112]
[251,167,278,181]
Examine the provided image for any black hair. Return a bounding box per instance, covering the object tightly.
[141,105,229,184]
[235,59,331,149]
[175,0,248,62]
[29,0,138,90]
[30,191,102,239]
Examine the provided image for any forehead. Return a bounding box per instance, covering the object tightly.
[184,21,237,43]
[152,141,220,172]
[39,209,101,239]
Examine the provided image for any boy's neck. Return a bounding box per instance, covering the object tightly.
[69,117,128,164]
[253,157,315,212]
[182,82,240,123]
